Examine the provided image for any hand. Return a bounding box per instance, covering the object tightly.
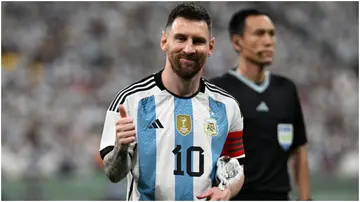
[115,104,136,150]
[196,187,231,201]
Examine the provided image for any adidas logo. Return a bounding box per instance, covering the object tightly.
[256,101,269,112]
[148,119,164,129]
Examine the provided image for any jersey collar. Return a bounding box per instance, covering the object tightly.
[228,68,271,94]
[154,69,206,99]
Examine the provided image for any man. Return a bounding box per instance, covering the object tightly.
[99,3,245,201]
[210,9,311,200]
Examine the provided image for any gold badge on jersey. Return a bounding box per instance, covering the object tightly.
[204,118,218,136]
[176,115,192,136]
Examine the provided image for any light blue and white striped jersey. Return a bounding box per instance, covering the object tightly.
[100,70,245,201]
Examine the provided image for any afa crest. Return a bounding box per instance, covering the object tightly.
[176,114,192,136]
[204,118,218,136]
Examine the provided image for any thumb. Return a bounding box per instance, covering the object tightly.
[119,104,127,118]
[196,189,214,199]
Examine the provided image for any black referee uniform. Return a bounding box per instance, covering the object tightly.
[210,68,308,200]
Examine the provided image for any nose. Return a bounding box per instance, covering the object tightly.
[263,33,274,48]
[183,40,196,54]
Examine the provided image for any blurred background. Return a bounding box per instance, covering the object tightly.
[1,1,358,200]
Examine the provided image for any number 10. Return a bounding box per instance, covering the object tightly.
[172,145,204,177]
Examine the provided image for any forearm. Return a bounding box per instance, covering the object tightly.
[293,146,311,200]
[103,144,130,183]
[228,174,244,199]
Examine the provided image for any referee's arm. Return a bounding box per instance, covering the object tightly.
[292,145,311,200]
[291,87,311,200]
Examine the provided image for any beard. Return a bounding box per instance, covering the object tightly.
[168,52,207,81]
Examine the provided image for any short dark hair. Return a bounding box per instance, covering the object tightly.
[228,8,269,38]
[165,2,212,34]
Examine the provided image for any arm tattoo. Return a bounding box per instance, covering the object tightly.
[103,144,130,183]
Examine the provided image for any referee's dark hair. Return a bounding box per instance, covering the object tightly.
[166,2,212,34]
[228,8,270,38]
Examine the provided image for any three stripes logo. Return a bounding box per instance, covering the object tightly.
[148,119,164,129]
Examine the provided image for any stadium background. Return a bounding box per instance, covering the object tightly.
[1,1,358,200]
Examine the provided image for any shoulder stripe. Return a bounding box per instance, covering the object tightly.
[110,81,157,112]
[204,82,240,107]
[204,82,232,98]
[109,76,154,111]
[204,80,233,97]
[109,76,155,111]
[116,82,157,111]
[111,82,157,112]
[206,85,233,99]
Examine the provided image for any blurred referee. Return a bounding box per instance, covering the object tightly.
[210,9,311,200]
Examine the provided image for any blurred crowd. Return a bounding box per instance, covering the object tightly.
[2,2,358,181]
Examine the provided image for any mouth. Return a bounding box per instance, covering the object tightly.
[180,58,196,64]
[259,50,273,57]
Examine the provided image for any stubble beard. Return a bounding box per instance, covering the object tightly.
[169,54,205,81]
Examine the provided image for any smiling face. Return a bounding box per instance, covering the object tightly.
[161,17,214,80]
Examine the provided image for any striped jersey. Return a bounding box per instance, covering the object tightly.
[99,70,245,201]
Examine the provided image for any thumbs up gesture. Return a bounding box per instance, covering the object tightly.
[115,104,136,150]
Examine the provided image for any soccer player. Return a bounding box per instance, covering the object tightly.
[210,9,311,200]
[99,3,245,201]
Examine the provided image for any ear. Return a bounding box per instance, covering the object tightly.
[231,35,242,52]
[208,36,215,57]
[160,31,167,52]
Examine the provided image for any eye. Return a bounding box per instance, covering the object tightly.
[193,38,206,45]
[269,30,275,37]
[254,29,266,37]
[175,35,187,41]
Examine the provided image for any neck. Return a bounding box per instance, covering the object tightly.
[162,60,201,97]
[237,57,266,83]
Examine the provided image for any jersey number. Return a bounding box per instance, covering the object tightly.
[172,145,204,177]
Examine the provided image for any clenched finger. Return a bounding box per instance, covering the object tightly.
[116,117,133,125]
[116,123,135,132]
[117,130,136,139]
[120,136,136,145]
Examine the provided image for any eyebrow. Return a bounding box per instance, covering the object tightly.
[253,28,275,34]
[173,33,208,41]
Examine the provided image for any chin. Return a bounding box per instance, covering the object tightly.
[173,67,200,80]
[260,58,273,66]
[178,72,197,80]
[262,61,273,66]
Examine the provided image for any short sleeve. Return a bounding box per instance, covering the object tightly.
[220,102,245,159]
